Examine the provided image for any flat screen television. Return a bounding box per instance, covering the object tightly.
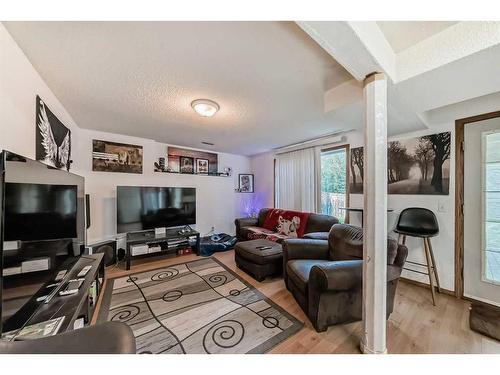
[4,182,78,242]
[117,186,196,233]
[0,151,85,334]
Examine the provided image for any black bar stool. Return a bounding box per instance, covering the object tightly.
[394,207,441,305]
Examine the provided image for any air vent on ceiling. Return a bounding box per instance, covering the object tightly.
[201,141,215,146]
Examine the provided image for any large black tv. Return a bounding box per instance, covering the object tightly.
[117,186,196,233]
[4,183,78,242]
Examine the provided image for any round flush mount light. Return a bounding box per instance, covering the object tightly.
[191,99,220,117]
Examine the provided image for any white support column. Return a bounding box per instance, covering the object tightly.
[360,72,388,354]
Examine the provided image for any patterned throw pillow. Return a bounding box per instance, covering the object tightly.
[262,209,310,238]
[276,215,301,237]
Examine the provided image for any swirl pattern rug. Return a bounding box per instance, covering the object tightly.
[97,257,303,354]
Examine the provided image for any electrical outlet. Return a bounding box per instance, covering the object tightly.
[211,226,215,233]
[438,200,446,213]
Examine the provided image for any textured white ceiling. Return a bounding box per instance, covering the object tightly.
[377,21,458,52]
[4,21,353,156]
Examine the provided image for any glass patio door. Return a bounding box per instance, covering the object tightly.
[320,146,348,223]
[464,117,500,306]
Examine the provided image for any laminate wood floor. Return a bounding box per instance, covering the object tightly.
[97,250,500,354]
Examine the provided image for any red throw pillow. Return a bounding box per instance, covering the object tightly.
[262,209,310,238]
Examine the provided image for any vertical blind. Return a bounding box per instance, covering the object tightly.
[275,148,316,212]
[483,131,500,284]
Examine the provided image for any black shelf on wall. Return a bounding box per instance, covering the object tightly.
[154,170,231,177]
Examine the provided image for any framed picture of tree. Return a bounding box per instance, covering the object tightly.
[349,147,364,194]
[388,132,450,194]
[348,131,451,195]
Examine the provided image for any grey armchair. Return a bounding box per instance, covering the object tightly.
[0,322,136,354]
[283,224,408,332]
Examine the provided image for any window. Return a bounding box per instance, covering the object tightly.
[483,131,500,284]
[320,146,348,223]
[274,148,316,212]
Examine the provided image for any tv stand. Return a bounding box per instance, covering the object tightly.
[2,253,105,336]
[125,228,200,270]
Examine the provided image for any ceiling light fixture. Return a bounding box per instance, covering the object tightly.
[191,99,220,117]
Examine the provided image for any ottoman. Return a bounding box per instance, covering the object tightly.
[234,239,283,281]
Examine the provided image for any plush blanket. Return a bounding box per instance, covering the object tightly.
[262,209,310,238]
[199,233,238,256]
[244,226,291,242]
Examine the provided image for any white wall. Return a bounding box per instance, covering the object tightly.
[0,24,252,247]
[250,152,275,210]
[251,126,457,292]
[0,23,82,163]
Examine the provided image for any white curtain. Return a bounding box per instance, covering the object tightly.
[275,148,316,212]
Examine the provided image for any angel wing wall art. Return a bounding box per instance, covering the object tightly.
[35,95,72,171]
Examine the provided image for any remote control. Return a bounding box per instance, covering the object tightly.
[55,269,67,282]
[59,289,78,296]
[77,265,92,278]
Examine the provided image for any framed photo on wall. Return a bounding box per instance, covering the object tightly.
[348,131,451,195]
[92,139,143,174]
[167,146,218,174]
[196,158,209,174]
[180,156,194,174]
[238,174,254,193]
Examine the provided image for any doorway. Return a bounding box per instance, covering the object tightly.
[456,111,500,306]
[319,145,349,223]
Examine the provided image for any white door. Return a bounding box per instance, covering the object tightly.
[464,116,500,306]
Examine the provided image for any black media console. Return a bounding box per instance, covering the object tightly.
[125,229,200,270]
[6,253,105,335]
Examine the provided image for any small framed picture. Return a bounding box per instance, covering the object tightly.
[196,158,209,174]
[179,156,194,174]
[238,174,254,193]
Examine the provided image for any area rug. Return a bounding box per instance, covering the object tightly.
[97,257,303,354]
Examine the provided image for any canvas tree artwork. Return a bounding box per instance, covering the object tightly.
[349,131,451,195]
[350,147,364,194]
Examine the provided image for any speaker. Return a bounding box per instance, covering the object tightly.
[87,239,117,267]
[117,248,126,261]
[85,194,91,229]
